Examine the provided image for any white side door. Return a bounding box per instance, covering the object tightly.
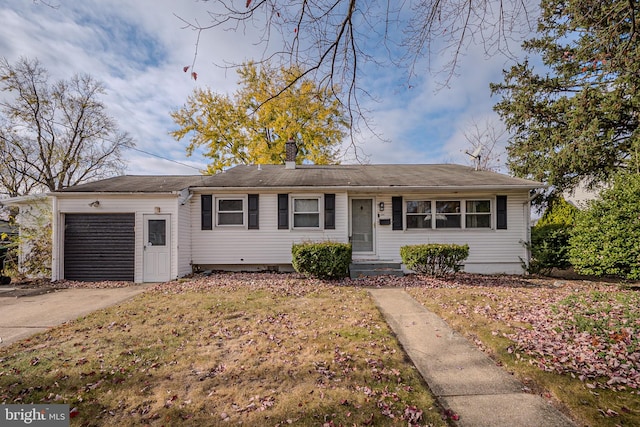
[143,214,171,282]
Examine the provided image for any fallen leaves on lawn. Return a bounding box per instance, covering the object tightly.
[407,274,640,392]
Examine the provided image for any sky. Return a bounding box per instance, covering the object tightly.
[0,0,535,176]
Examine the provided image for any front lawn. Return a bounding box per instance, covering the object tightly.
[0,273,446,427]
[403,274,640,427]
[1,272,638,426]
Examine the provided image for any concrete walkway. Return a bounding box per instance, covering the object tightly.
[0,285,151,347]
[369,288,576,427]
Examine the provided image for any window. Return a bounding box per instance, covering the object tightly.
[293,197,320,228]
[217,198,244,226]
[148,219,166,246]
[404,198,498,231]
[406,200,431,229]
[436,201,461,228]
[466,200,491,228]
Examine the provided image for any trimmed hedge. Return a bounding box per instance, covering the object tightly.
[400,243,469,276]
[291,241,352,279]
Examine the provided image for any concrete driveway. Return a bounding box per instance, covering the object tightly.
[0,285,151,347]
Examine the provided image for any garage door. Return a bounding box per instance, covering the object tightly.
[64,213,135,281]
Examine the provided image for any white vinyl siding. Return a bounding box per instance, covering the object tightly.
[52,195,182,283]
[376,192,531,274]
[191,192,348,267]
[177,200,192,278]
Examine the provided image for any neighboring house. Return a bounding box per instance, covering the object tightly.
[43,148,542,283]
[0,194,49,276]
[563,180,604,209]
[0,219,17,238]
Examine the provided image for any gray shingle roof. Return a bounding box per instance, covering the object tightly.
[197,164,542,190]
[57,175,211,193]
[55,164,542,193]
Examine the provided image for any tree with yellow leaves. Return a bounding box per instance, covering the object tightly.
[170,62,349,174]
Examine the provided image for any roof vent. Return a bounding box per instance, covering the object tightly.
[285,139,297,169]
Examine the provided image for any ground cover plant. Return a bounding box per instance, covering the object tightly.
[402,274,640,427]
[0,273,446,427]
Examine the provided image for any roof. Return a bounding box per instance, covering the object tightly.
[0,193,49,206]
[53,164,543,194]
[56,175,211,193]
[0,220,17,236]
[197,164,542,189]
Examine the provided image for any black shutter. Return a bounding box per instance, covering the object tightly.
[278,194,289,229]
[496,195,507,229]
[248,194,259,229]
[201,195,212,230]
[392,196,403,230]
[324,194,335,229]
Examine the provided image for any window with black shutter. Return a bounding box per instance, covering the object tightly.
[496,195,508,229]
[248,194,259,229]
[324,194,335,229]
[201,195,212,230]
[278,194,289,229]
[392,196,403,230]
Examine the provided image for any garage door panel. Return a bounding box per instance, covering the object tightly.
[64,214,135,281]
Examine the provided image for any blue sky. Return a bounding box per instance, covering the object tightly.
[0,0,534,175]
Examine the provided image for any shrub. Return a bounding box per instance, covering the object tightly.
[569,173,640,279]
[536,196,578,227]
[400,243,469,276]
[525,196,576,275]
[291,241,352,279]
[527,223,573,275]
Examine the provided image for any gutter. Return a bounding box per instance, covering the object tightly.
[187,184,544,193]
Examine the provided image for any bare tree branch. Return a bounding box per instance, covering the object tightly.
[0,57,134,197]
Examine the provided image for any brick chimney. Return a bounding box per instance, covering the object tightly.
[285,139,297,169]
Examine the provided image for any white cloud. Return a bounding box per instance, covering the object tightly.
[1,0,530,177]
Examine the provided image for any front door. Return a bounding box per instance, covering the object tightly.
[351,199,374,255]
[143,214,171,282]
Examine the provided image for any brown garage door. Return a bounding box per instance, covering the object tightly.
[64,213,135,281]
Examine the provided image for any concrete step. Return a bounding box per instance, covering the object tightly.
[349,262,404,279]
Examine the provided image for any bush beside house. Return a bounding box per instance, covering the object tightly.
[569,173,640,280]
[291,242,352,279]
[527,197,577,275]
[400,243,469,276]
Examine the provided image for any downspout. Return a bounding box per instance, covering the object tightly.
[50,195,59,281]
[522,192,538,273]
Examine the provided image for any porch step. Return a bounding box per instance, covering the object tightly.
[349,262,404,279]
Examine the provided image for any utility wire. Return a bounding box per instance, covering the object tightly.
[126,146,203,172]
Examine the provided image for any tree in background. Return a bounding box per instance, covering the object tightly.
[171,62,348,174]
[569,173,640,280]
[0,57,134,278]
[178,1,534,130]
[461,118,506,172]
[491,0,640,195]
[0,57,134,197]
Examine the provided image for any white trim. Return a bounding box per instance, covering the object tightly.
[290,194,323,230]
[215,195,247,228]
[350,197,376,258]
